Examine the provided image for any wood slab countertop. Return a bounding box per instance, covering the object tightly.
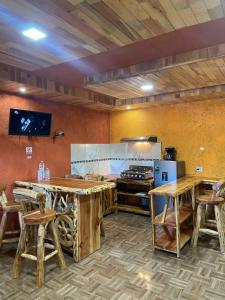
[103,174,120,182]
[16,178,116,195]
[149,176,219,197]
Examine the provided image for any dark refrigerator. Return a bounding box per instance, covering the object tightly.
[153,160,185,214]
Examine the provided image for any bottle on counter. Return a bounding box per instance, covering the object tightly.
[44,167,50,181]
[37,161,45,181]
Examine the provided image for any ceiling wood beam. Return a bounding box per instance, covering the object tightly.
[1,64,225,111]
[85,43,225,85]
[0,63,115,108]
[115,84,225,109]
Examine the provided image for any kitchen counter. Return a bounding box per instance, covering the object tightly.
[16,177,115,195]
[15,178,115,262]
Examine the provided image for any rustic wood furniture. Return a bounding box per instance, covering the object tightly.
[102,187,115,216]
[15,178,115,262]
[191,180,225,253]
[117,178,154,215]
[149,176,219,257]
[84,174,116,215]
[84,173,106,237]
[0,184,22,248]
[12,188,66,287]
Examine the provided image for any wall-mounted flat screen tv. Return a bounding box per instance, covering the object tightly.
[8,108,52,136]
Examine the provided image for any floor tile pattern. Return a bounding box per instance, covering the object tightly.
[0,212,225,300]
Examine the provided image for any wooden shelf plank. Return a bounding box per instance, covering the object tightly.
[117,191,149,199]
[155,226,192,253]
[117,178,154,186]
[154,207,193,227]
[117,204,150,215]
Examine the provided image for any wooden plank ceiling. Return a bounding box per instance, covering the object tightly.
[85,57,225,99]
[1,0,225,110]
[0,0,224,71]
[84,42,225,109]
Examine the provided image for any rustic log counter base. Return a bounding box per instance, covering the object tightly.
[15,178,115,262]
[149,176,219,257]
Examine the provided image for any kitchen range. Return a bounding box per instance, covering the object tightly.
[120,165,154,180]
[118,161,185,215]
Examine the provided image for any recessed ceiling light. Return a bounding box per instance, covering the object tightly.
[19,86,26,93]
[22,28,46,41]
[141,83,154,91]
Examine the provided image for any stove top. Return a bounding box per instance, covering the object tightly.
[120,165,153,180]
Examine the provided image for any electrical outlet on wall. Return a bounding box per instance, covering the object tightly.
[196,166,203,173]
[26,147,32,154]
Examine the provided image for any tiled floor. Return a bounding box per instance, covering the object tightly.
[1,212,225,300]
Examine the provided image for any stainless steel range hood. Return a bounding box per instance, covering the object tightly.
[120,136,157,143]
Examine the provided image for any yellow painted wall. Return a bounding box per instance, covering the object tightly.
[110,99,225,177]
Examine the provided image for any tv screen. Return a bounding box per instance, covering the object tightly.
[8,109,52,136]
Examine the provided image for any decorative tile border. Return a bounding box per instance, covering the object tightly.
[71,158,160,164]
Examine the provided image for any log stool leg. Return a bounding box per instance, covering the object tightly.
[18,211,23,230]
[50,221,66,269]
[191,204,203,248]
[12,224,27,278]
[201,205,206,227]
[36,224,45,287]
[214,204,225,253]
[0,211,7,248]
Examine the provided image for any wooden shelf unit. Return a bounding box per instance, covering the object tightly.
[116,178,154,215]
[150,188,194,257]
[150,176,219,257]
[154,207,193,227]
[155,226,192,254]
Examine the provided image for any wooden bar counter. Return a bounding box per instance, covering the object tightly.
[15,178,115,262]
[149,176,219,257]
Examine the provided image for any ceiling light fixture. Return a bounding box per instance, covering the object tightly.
[22,28,46,41]
[19,86,26,93]
[141,83,154,91]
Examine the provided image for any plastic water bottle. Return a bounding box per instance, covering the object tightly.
[44,168,50,181]
[37,161,45,181]
[37,168,42,181]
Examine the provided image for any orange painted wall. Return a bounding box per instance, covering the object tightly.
[0,92,109,226]
[0,93,109,230]
[110,99,225,178]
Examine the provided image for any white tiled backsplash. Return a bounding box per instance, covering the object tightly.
[71,143,161,176]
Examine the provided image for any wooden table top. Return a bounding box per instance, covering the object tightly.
[16,177,116,195]
[149,176,219,197]
[103,174,120,182]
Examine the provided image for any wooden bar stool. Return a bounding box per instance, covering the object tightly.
[12,188,66,287]
[191,180,225,253]
[0,185,22,248]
